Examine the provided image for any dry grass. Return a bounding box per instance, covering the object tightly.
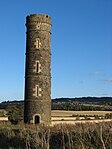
[51,119,112,126]
[0,117,8,121]
[0,122,112,149]
[51,110,112,125]
[51,110,112,117]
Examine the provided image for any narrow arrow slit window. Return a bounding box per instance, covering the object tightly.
[36,62,39,73]
[36,85,39,97]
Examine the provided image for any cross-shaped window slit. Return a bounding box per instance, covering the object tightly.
[34,38,41,49]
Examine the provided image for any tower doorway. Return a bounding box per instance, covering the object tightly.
[34,115,40,124]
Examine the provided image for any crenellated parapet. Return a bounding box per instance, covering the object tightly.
[26,14,51,32]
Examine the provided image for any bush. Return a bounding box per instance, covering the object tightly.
[7,106,23,125]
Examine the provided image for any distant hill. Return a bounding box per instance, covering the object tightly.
[0,97,112,112]
[0,97,111,108]
[0,100,23,110]
[52,97,112,104]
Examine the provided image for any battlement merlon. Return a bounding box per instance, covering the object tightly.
[26,14,52,26]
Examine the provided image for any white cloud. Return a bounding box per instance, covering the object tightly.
[104,78,112,82]
[89,71,103,76]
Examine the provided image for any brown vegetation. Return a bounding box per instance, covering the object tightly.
[0,122,112,149]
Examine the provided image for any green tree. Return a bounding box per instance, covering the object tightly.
[7,105,23,124]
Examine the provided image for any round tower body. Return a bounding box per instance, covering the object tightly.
[24,14,52,124]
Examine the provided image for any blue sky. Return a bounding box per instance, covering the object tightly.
[0,0,112,101]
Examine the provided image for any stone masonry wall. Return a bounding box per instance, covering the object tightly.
[24,14,51,124]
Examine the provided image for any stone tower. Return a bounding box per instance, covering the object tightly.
[24,14,51,124]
